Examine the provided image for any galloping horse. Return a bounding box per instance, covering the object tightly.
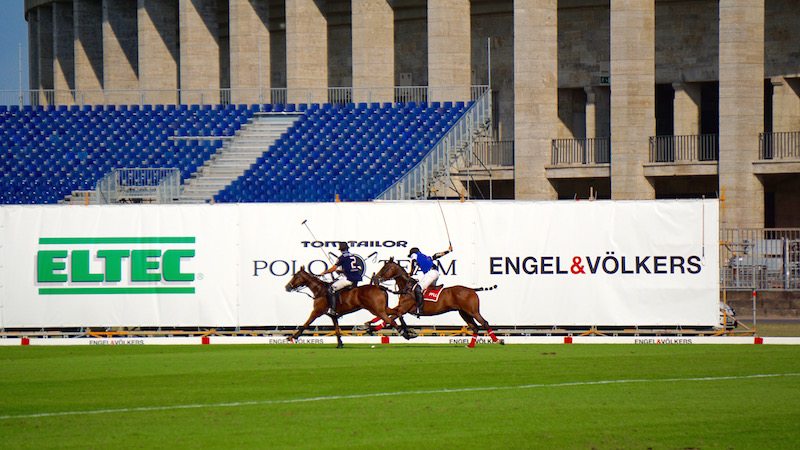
[285,266,407,347]
[371,258,503,347]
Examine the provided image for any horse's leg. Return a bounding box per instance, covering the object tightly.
[290,305,325,341]
[468,303,503,345]
[458,310,481,348]
[331,314,343,348]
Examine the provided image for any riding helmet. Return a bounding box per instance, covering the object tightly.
[338,241,349,252]
[408,247,419,257]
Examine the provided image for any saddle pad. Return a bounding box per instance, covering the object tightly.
[423,287,443,302]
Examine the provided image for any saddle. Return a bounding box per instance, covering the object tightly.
[422,285,444,302]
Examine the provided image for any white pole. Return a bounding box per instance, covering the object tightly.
[18,42,23,107]
[487,37,492,94]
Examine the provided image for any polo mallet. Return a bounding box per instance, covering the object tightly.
[436,201,452,248]
[301,219,336,280]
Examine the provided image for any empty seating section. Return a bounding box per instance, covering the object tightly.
[0,101,470,204]
[0,104,256,204]
[215,101,470,203]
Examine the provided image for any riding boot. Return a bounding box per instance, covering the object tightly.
[414,286,424,316]
[327,288,337,316]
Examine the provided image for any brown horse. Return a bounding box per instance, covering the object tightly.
[371,258,503,347]
[284,266,408,347]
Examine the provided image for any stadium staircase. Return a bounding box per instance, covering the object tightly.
[177,114,300,203]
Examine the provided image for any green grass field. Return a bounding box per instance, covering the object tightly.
[1,344,799,449]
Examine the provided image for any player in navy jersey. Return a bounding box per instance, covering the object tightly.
[320,242,364,316]
[408,244,453,315]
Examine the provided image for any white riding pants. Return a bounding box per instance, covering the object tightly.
[331,278,353,293]
[419,269,440,291]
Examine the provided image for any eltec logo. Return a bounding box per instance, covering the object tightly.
[36,236,196,295]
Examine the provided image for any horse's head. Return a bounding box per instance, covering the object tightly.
[285,266,310,292]
[372,257,406,285]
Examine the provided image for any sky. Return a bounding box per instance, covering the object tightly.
[0,1,29,92]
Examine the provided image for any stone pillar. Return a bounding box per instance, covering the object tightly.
[672,82,701,136]
[719,0,764,228]
[74,0,105,105]
[514,0,558,199]
[180,0,220,105]
[285,0,327,104]
[28,8,39,102]
[53,2,75,105]
[352,0,394,103]
[37,4,54,105]
[103,0,139,105]
[428,0,471,102]
[138,0,179,105]
[229,0,270,105]
[771,77,800,133]
[610,0,655,199]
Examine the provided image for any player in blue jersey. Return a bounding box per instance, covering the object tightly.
[320,242,364,316]
[408,244,453,315]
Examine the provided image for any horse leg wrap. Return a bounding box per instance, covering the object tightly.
[368,317,381,324]
[487,328,499,343]
[374,322,385,332]
[467,333,478,348]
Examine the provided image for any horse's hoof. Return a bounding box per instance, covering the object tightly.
[498,339,505,345]
[336,343,344,349]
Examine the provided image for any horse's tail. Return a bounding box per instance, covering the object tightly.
[473,284,498,292]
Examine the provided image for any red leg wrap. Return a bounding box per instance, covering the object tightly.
[487,329,499,342]
[369,317,381,324]
[467,333,478,348]
[374,323,385,332]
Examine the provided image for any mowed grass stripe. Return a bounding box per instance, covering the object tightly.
[2,345,799,449]
[1,372,797,421]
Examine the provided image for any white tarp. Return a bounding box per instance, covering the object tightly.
[0,200,719,328]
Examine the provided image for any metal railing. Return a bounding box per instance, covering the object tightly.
[551,137,610,165]
[649,134,718,163]
[96,168,181,204]
[760,131,800,160]
[470,140,515,166]
[377,87,492,200]
[0,86,488,107]
[720,228,800,290]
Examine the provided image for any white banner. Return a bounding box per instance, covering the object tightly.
[0,200,719,328]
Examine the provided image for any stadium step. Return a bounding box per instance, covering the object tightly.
[177,115,300,203]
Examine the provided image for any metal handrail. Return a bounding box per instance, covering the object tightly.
[760,131,800,160]
[377,86,491,200]
[96,168,181,204]
[551,137,610,165]
[649,134,718,163]
[0,86,488,107]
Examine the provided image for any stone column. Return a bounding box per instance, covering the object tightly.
[428,0,471,102]
[514,0,558,199]
[103,0,139,105]
[138,0,179,105]
[771,77,800,133]
[37,4,54,105]
[719,0,764,228]
[53,2,75,105]
[74,0,105,105]
[286,0,327,104]
[672,82,701,136]
[610,0,655,199]
[180,0,220,105]
[352,0,394,103]
[229,0,270,105]
[28,8,39,103]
